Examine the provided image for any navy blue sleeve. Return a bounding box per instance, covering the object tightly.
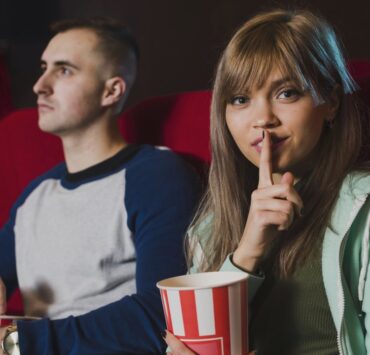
[0,216,18,298]
[17,149,201,354]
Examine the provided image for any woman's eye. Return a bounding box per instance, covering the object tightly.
[231,96,249,105]
[277,88,300,100]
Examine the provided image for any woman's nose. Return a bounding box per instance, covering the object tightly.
[252,101,280,129]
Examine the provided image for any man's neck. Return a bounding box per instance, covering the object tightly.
[61,121,127,173]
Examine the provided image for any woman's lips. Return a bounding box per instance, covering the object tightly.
[252,136,289,153]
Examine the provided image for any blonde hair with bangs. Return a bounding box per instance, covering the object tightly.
[188,9,368,276]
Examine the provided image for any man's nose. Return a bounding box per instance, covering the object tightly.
[33,72,52,96]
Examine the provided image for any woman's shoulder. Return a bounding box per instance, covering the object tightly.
[188,215,214,247]
[340,170,370,198]
[187,215,214,273]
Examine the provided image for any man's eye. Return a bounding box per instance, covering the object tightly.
[60,67,71,75]
[230,96,249,105]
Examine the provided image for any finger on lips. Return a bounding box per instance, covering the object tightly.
[256,130,303,219]
[258,130,273,188]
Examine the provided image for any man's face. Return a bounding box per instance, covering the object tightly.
[33,28,110,137]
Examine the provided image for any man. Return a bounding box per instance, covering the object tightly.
[0,18,200,354]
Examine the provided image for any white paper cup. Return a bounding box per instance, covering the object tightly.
[157,271,248,355]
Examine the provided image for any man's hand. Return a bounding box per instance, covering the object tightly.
[0,278,9,353]
[0,279,6,315]
[0,326,6,340]
[0,325,7,355]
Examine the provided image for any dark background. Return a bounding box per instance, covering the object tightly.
[1,0,370,109]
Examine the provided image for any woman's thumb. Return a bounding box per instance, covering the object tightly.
[281,171,295,185]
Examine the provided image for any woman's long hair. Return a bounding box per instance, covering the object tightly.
[188,9,370,276]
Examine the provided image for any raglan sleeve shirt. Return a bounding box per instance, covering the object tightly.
[0,149,201,354]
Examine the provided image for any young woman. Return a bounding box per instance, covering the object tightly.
[165,8,370,355]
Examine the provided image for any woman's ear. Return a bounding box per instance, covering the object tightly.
[101,77,126,107]
[326,85,341,123]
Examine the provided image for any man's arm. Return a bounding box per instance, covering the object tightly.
[0,217,19,302]
[17,149,201,354]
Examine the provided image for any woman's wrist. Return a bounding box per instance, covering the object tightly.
[231,252,262,276]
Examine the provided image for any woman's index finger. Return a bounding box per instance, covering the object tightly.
[258,130,273,188]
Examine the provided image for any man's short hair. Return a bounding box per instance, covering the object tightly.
[51,17,139,99]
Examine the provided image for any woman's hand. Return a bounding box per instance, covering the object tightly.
[164,330,257,355]
[233,130,303,272]
[164,331,196,355]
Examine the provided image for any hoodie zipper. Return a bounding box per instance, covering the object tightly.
[336,232,348,355]
[336,197,367,355]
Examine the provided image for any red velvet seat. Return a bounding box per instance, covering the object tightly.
[120,90,212,177]
[348,59,370,105]
[348,59,370,161]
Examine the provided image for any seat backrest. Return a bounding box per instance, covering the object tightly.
[119,90,212,163]
[348,59,370,106]
[0,108,64,226]
[348,59,370,160]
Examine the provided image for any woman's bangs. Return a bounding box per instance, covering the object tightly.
[274,49,310,92]
[223,42,309,100]
[223,48,273,99]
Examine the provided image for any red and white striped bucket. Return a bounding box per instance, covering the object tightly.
[157,272,248,355]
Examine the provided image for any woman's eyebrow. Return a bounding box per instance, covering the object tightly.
[269,77,293,90]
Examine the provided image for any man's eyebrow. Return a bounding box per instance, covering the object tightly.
[40,59,80,70]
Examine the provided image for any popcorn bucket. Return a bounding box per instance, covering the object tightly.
[157,272,248,355]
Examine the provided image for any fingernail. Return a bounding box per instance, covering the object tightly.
[161,329,167,339]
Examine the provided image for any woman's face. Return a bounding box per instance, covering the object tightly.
[225,70,337,179]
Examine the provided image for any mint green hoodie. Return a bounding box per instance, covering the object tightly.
[190,172,370,355]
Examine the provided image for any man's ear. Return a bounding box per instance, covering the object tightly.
[101,77,126,107]
[326,85,341,122]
